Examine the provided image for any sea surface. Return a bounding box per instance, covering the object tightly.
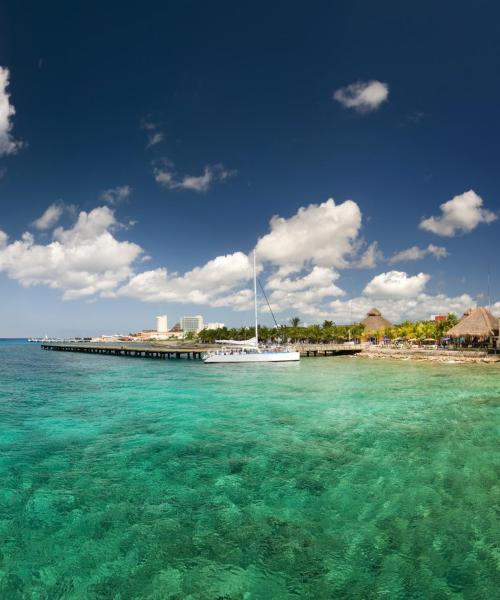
[0,340,498,599]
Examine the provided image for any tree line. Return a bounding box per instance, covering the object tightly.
[197,314,459,344]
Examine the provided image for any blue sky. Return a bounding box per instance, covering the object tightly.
[0,1,499,336]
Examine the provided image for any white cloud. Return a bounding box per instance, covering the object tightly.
[330,293,475,324]
[0,66,23,156]
[117,252,254,305]
[0,193,485,324]
[147,131,164,148]
[265,267,345,318]
[0,206,142,300]
[363,270,430,299]
[388,243,448,264]
[212,289,254,311]
[354,241,382,268]
[141,118,164,148]
[100,185,132,205]
[153,159,236,192]
[419,190,497,236]
[33,203,64,230]
[255,198,362,273]
[333,80,389,113]
[427,244,448,259]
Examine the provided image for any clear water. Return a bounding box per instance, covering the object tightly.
[0,341,498,599]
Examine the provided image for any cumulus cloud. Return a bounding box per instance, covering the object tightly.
[333,80,389,113]
[0,193,482,323]
[100,185,132,205]
[0,66,23,156]
[255,198,362,274]
[0,206,142,300]
[330,293,475,324]
[265,267,345,318]
[32,203,65,230]
[153,159,236,192]
[353,241,382,268]
[388,243,448,264]
[420,190,497,236]
[363,270,430,299]
[117,198,365,311]
[117,252,254,305]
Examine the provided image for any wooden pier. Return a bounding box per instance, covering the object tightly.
[41,342,362,360]
[41,343,205,359]
[295,343,362,357]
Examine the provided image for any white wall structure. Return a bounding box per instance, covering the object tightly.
[206,322,225,330]
[181,315,204,333]
[156,315,168,333]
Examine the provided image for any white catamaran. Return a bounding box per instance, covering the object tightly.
[202,252,300,364]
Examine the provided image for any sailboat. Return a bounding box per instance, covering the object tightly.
[202,252,300,363]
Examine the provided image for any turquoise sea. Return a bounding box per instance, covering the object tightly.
[0,340,498,599]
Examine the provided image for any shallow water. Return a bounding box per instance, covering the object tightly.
[0,341,499,599]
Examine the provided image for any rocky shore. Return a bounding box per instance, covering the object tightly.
[359,346,500,364]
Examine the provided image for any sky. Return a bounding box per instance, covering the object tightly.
[0,0,499,337]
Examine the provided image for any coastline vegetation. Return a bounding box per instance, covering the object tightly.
[198,314,460,344]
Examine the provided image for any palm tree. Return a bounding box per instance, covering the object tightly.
[290,317,301,327]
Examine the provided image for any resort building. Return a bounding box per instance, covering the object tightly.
[181,315,204,334]
[167,322,185,339]
[156,315,168,333]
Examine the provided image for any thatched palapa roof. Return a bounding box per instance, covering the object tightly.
[361,308,393,332]
[446,307,499,337]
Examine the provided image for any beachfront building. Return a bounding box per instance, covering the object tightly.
[205,322,225,330]
[156,315,168,333]
[361,308,393,344]
[167,322,185,339]
[446,306,499,348]
[181,315,204,334]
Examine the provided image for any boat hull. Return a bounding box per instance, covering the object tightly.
[203,351,300,363]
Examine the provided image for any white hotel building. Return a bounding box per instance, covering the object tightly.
[181,315,204,334]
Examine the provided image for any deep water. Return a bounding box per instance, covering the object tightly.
[0,341,499,599]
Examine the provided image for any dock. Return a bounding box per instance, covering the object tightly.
[41,342,362,359]
[41,343,206,359]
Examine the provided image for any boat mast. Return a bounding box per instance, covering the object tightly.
[253,250,258,345]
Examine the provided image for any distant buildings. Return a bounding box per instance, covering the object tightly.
[206,322,225,330]
[167,322,184,339]
[156,315,168,333]
[128,314,218,340]
[181,315,204,334]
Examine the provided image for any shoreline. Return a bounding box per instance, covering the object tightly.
[358,346,500,364]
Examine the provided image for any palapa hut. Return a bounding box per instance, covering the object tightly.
[361,308,393,332]
[361,308,393,343]
[446,306,499,347]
